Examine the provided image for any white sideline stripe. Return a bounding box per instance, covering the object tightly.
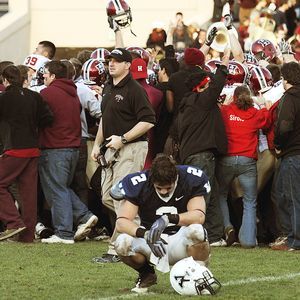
[223,272,300,286]
[89,272,300,300]
[83,292,155,300]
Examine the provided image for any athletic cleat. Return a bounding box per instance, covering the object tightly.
[87,226,110,241]
[131,272,157,293]
[92,254,121,263]
[74,215,98,241]
[0,227,26,241]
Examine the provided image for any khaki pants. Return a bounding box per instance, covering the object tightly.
[100,141,148,255]
[86,140,99,184]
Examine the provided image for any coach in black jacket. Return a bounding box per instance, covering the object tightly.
[0,65,53,243]
[177,49,230,245]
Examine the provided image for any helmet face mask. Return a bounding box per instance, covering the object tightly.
[250,39,276,62]
[195,269,220,295]
[248,65,273,95]
[112,11,132,28]
[226,61,249,85]
[170,257,221,296]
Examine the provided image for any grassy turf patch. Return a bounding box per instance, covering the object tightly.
[0,241,299,299]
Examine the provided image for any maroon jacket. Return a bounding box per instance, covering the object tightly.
[39,79,81,149]
[139,79,163,169]
[240,0,257,9]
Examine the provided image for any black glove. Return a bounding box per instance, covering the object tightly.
[108,16,113,29]
[205,27,218,46]
[147,215,169,244]
[223,14,233,30]
[147,238,168,258]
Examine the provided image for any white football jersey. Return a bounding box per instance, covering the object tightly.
[218,84,242,104]
[262,80,284,105]
[23,54,50,88]
[23,54,50,72]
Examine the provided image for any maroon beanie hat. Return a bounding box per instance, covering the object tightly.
[184,48,205,67]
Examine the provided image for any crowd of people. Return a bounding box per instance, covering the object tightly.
[0,0,300,294]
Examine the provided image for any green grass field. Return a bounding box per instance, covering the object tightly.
[0,240,299,300]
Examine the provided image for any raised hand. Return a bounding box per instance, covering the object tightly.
[205,27,218,46]
[223,14,233,30]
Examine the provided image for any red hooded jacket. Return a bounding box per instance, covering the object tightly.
[39,79,81,149]
[221,103,270,159]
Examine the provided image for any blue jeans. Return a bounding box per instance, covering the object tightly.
[216,156,257,248]
[39,148,91,239]
[272,155,300,249]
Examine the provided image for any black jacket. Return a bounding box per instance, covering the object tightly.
[178,65,228,163]
[0,85,53,151]
[274,85,300,158]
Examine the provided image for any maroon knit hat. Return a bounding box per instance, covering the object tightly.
[184,48,205,67]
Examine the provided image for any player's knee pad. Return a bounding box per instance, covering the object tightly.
[185,224,207,246]
[115,234,134,256]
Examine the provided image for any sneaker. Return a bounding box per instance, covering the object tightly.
[41,235,74,244]
[35,222,54,239]
[210,238,227,247]
[269,236,288,248]
[225,226,236,247]
[271,242,297,251]
[92,254,121,263]
[0,227,26,241]
[131,272,157,293]
[87,226,110,241]
[74,215,98,241]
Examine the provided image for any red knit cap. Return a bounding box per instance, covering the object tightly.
[184,48,205,66]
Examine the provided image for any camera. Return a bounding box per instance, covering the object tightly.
[97,141,109,168]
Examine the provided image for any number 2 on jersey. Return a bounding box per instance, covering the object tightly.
[187,166,203,177]
[130,173,147,185]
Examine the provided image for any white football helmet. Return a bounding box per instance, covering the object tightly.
[170,257,221,295]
